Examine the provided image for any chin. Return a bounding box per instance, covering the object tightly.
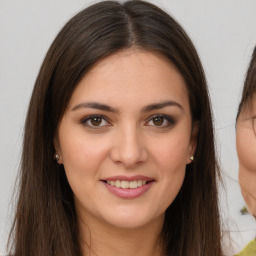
[100,208,163,230]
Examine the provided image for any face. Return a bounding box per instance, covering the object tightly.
[236,94,256,216]
[55,49,197,230]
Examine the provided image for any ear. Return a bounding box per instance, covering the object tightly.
[187,121,199,164]
[53,135,63,164]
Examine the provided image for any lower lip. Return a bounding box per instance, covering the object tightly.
[102,182,154,199]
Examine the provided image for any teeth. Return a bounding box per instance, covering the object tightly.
[129,180,137,189]
[121,180,129,189]
[106,180,148,189]
[115,180,121,188]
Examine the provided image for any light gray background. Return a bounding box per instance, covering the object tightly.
[1,0,256,255]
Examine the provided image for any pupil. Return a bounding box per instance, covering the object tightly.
[153,117,163,126]
[91,117,102,126]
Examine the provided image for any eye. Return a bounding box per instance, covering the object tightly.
[146,115,175,128]
[81,115,111,128]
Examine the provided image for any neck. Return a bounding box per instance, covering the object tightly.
[79,214,165,256]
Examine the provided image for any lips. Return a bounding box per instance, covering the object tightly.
[101,175,155,199]
[106,180,147,189]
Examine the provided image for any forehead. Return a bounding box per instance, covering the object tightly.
[68,49,190,111]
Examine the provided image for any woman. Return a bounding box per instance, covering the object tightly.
[236,46,256,256]
[8,1,223,255]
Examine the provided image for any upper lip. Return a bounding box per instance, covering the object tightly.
[101,175,155,181]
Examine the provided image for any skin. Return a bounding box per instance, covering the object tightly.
[236,94,256,217]
[55,49,198,256]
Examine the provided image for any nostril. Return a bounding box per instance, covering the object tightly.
[109,135,148,167]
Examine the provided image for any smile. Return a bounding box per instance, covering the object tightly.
[101,176,155,199]
[106,180,147,189]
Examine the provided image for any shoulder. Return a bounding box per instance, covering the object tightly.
[234,239,256,256]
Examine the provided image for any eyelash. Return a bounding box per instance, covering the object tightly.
[80,114,175,129]
[146,114,175,128]
[80,115,111,128]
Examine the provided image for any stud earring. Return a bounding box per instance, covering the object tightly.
[189,156,194,161]
[54,154,60,163]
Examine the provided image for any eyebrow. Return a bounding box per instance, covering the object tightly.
[71,102,119,113]
[141,101,183,112]
[71,100,183,113]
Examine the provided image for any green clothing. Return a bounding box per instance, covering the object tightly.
[235,240,256,256]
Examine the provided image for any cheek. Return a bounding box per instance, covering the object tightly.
[149,133,189,206]
[237,128,256,172]
[59,135,110,207]
[156,148,186,213]
[58,129,111,190]
[151,133,190,170]
[239,170,256,195]
[239,170,256,215]
[59,121,109,166]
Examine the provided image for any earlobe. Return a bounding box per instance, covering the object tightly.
[187,122,199,164]
[53,136,63,164]
[189,156,194,161]
[54,154,61,163]
[187,155,194,164]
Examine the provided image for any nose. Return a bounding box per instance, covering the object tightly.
[110,125,148,168]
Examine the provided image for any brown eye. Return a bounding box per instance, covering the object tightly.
[152,116,164,126]
[90,116,102,126]
[146,115,175,128]
[81,115,110,128]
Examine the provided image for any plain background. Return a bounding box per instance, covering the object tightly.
[0,0,256,254]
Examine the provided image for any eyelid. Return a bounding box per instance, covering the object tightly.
[80,114,175,129]
[145,114,175,127]
[80,114,112,128]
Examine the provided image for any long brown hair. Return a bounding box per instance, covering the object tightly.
[8,1,223,255]
[237,46,256,119]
